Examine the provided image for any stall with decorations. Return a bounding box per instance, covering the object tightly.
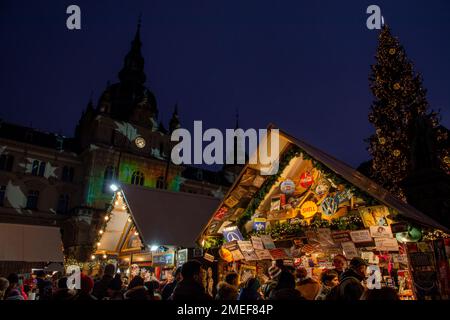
[198,128,450,300]
[90,184,220,283]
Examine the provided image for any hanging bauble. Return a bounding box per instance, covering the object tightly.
[280,179,296,195]
[393,83,401,90]
[379,137,386,145]
[393,149,401,157]
[389,48,396,55]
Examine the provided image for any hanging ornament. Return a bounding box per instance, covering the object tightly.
[393,83,401,90]
[393,149,401,157]
[389,48,396,55]
[379,137,386,145]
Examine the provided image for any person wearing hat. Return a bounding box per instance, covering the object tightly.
[161,267,182,300]
[334,257,368,301]
[261,264,282,299]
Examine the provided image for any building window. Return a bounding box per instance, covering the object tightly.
[26,190,39,210]
[0,185,6,206]
[156,176,165,189]
[62,166,74,182]
[56,194,69,214]
[131,171,145,186]
[103,166,115,193]
[0,154,14,171]
[31,160,46,177]
[196,169,203,181]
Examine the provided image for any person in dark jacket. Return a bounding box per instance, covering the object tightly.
[52,277,75,301]
[171,260,212,301]
[215,272,239,300]
[238,277,262,301]
[71,273,97,301]
[105,274,123,300]
[335,257,367,301]
[35,270,52,300]
[161,267,181,300]
[92,264,115,300]
[269,270,304,300]
[124,276,152,300]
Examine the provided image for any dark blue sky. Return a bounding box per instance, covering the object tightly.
[1,0,449,167]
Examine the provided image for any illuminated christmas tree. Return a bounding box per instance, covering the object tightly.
[367,26,449,199]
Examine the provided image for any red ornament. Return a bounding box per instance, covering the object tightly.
[299,171,314,188]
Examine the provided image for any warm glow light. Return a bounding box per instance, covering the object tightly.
[127,217,132,222]
[104,216,109,221]
[115,201,119,206]
[99,230,104,234]
[103,254,107,259]
[97,242,101,246]
[122,205,126,210]
[91,255,95,260]
[201,239,205,247]
[134,231,139,236]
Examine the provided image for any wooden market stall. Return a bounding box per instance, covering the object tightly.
[198,126,450,300]
[93,184,220,281]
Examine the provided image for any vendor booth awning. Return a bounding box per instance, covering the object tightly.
[0,223,64,262]
[96,185,221,255]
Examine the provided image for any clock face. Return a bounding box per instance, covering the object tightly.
[135,136,146,149]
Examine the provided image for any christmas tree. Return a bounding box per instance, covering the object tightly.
[367,25,449,199]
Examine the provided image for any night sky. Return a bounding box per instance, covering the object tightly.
[1,0,449,168]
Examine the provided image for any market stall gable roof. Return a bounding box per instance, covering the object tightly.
[199,126,448,240]
[97,185,222,254]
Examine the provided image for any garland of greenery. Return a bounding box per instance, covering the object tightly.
[235,144,379,237]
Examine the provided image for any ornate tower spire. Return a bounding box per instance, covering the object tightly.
[118,17,146,84]
[169,103,181,133]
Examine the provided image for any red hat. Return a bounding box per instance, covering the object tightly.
[80,273,94,294]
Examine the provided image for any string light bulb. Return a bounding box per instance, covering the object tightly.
[134,231,139,236]
[115,201,119,206]
[103,254,107,259]
[99,230,104,235]
[97,242,101,246]
[128,217,132,223]
[91,255,95,260]
[104,215,109,221]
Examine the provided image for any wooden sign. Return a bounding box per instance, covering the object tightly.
[350,230,373,243]
[204,253,215,262]
[375,238,399,252]
[251,236,264,250]
[331,231,352,243]
[370,225,393,238]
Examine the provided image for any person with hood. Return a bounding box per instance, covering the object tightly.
[124,276,152,300]
[335,257,368,301]
[0,277,9,300]
[161,267,181,300]
[261,265,282,299]
[215,272,239,300]
[92,263,115,300]
[295,267,321,300]
[52,277,75,301]
[315,269,339,300]
[171,260,212,301]
[238,277,262,301]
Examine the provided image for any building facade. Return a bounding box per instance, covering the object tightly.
[0,23,239,262]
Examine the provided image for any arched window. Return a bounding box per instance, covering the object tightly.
[131,171,145,186]
[102,166,115,193]
[156,176,165,189]
[56,194,70,214]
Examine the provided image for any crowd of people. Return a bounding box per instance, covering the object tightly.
[0,256,400,301]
